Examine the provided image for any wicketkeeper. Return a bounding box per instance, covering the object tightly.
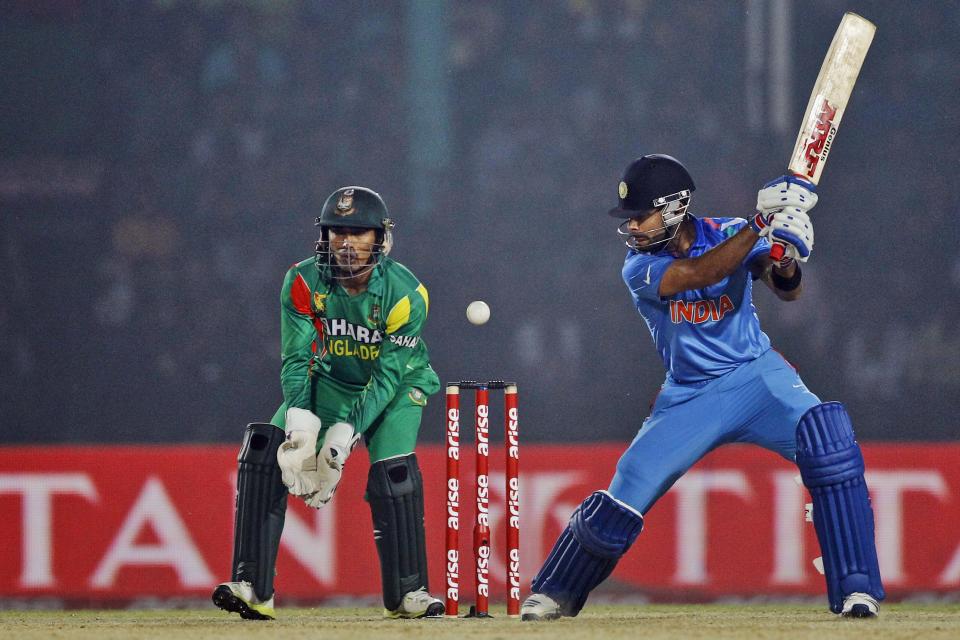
[213,186,444,620]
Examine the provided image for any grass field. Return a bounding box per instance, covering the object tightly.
[2,604,959,640]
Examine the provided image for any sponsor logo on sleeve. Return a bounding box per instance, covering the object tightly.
[389,334,420,348]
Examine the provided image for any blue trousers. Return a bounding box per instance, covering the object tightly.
[609,349,820,514]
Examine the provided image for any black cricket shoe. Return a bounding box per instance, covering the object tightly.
[212,581,276,620]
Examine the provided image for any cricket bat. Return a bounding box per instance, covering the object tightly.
[770,12,876,261]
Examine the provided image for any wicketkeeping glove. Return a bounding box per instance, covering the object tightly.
[276,408,323,496]
[302,421,361,509]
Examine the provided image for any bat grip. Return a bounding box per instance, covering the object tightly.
[769,242,786,262]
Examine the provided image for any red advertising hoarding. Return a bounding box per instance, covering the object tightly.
[1,444,958,604]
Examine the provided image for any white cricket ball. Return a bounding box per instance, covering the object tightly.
[466,300,490,325]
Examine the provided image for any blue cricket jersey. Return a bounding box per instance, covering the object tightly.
[622,216,772,384]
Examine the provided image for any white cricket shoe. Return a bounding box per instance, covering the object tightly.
[384,587,445,619]
[840,592,879,618]
[212,581,276,620]
[521,593,561,621]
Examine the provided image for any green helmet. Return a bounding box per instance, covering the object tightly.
[316,186,391,230]
[314,186,395,277]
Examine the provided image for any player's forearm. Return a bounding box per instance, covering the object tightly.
[279,307,321,411]
[659,226,759,296]
[280,357,312,411]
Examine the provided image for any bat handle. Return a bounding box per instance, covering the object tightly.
[769,242,786,262]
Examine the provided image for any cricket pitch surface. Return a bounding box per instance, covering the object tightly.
[2,603,958,639]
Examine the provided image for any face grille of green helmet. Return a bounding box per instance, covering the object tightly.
[314,186,395,279]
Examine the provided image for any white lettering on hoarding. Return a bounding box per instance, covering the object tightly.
[0,473,98,588]
[280,498,337,585]
[672,471,751,584]
[940,543,960,585]
[484,470,584,588]
[770,471,807,584]
[91,476,211,587]
[4,454,960,600]
[865,471,948,584]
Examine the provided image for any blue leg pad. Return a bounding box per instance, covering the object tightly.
[796,402,885,613]
[530,491,643,616]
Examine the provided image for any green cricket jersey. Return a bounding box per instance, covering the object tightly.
[278,256,440,434]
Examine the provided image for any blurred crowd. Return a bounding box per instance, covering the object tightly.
[1,0,958,443]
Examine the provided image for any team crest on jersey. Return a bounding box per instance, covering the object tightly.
[368,304,381,325]
[313,292,327,313]
[408,388,427,406]
[335,189,356,216]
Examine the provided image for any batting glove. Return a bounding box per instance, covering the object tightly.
[769,208,815,262]
[756,174,818,215]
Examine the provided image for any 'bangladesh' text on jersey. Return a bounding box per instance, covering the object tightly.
[622,216,772,384]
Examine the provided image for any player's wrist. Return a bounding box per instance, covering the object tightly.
[322,421,360,470]
[773,256,796,273]
[771,262,802,291]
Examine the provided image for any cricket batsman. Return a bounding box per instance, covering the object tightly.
[212,186,444,620]
[521,155,884,620]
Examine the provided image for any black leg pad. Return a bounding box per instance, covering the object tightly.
[232,423,288,602]
[367,453,429,611]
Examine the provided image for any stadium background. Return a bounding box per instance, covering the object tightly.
[1,0,958,607]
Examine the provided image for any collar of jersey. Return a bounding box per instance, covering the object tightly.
[624,218,706,260]
[326,261,385,297]
[685,216,708,258]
